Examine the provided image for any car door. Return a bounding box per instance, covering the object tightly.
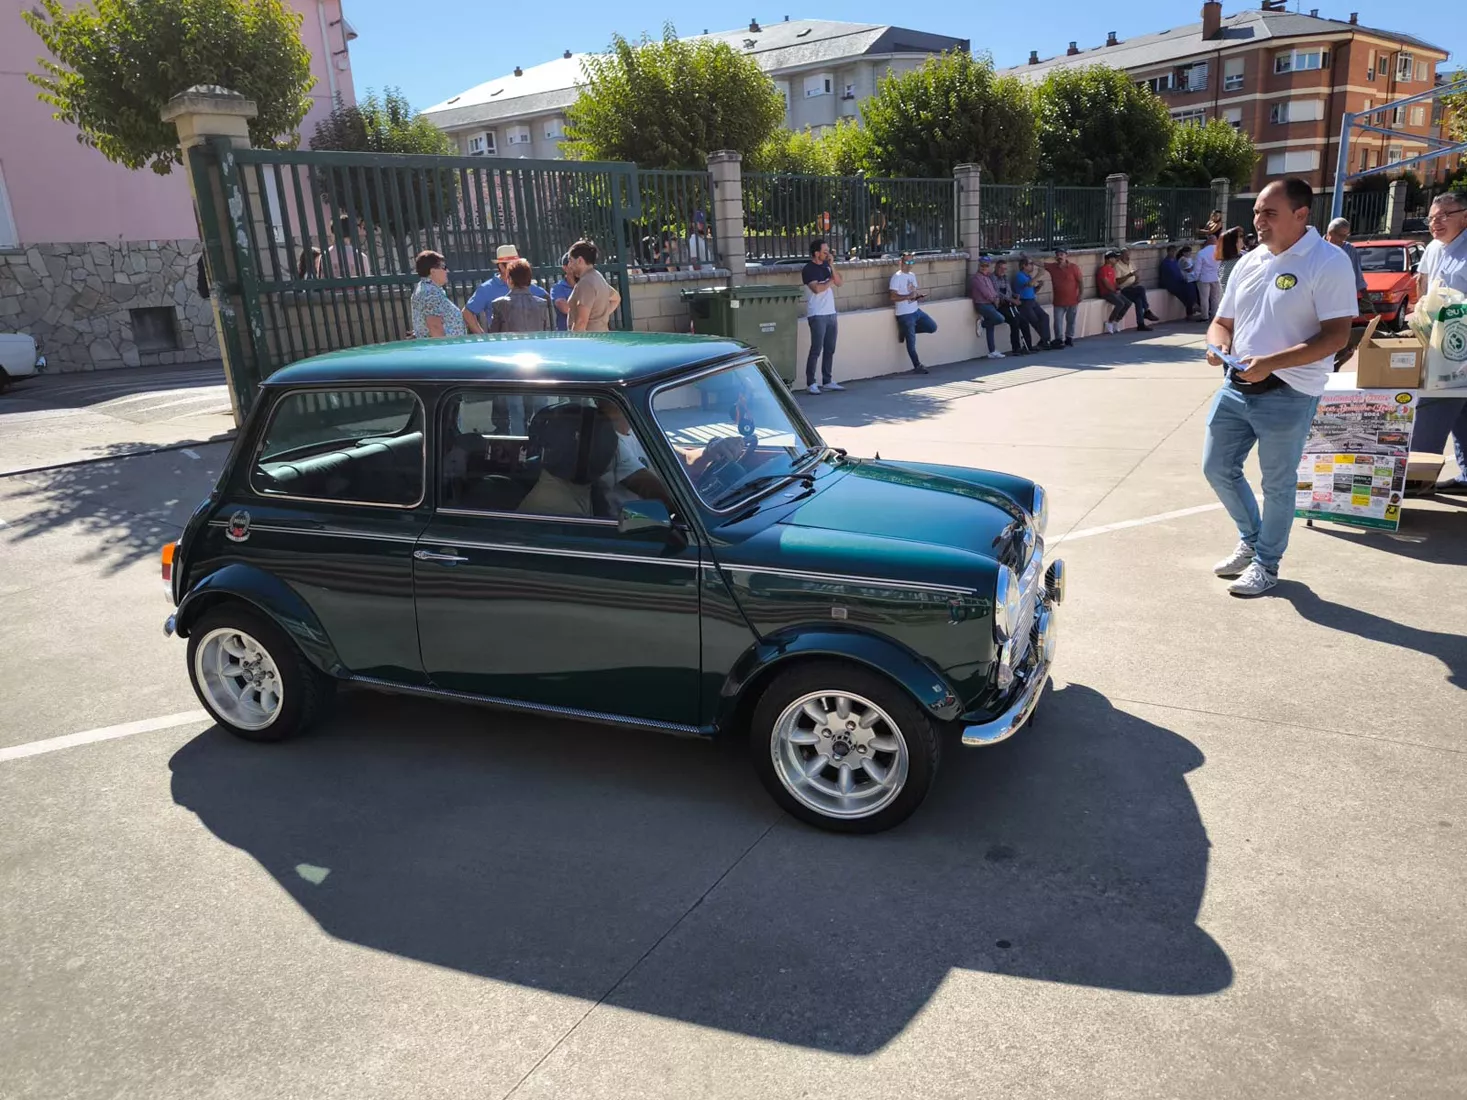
[412,386,703,729]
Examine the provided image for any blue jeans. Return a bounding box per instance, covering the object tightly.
[1051,304,1077,342]
[1412,397,1467,481]
[806,314,838,385]
[975,303,1004,353]
[1202,382,1320,573]
[897,309,937,368]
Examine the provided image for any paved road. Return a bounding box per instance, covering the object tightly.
[2,333,1464,1100]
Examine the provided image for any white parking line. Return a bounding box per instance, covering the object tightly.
[0,710,208,764]
[1052,502,1225,544]
[181,449,201,460]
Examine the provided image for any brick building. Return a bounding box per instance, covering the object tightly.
[1005,1,1451,195]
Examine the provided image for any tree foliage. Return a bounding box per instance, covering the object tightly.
[310,89,458,238]
[564,25,785,169]
[858,51,1036,181]
[1158,119,1258,188]
[23,0,315,175]
[1034,66,1173,185]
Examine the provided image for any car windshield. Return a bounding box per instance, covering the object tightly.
[651,359,823,509]
[1357,247,1408,273]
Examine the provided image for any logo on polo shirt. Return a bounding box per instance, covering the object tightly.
[1274,273,1298,290]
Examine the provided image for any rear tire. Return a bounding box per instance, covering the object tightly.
[186,603,332,742]
[750,660,940,834]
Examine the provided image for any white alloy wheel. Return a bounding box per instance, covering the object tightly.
[770,690,909,820]
[194,626,285,731]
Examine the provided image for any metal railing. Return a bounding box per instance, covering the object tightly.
[1226,190,1392,237]
[977,183,1110,252]
[1127,187,1215,243]
[741,173,957,263]
[630,169,717,272]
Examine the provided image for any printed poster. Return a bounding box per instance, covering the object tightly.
[1294,388,1418,531]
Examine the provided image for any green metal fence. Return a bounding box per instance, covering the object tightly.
[631,170,717,271]
[741,174,957,263]
[977,183,1110,252]
[1126,187,1215,243]
[1225,190,1392,238]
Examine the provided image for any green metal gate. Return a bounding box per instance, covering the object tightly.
[188,140,643,416]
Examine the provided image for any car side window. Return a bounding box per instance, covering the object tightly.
[440,390,669,520]
[251,388,424,507]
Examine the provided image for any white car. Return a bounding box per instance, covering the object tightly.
[0,333,43,392]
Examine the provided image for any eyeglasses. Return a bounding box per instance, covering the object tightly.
[1427,208,1466,222]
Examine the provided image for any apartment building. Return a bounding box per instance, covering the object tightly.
[421,19,968,161]
[1006,1,1451,194]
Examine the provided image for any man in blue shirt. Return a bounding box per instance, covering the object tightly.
[465,244,548,330]
[550,251,574,332]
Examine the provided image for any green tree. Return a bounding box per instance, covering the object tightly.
[748,128,830,175]
[564,25,785,169]
[1035,66,1173,185]
[309,88,458,240]
[1158,119,1258,188]
[859,51,1036,181]
[24,0,314,175]
[819,119,876,176]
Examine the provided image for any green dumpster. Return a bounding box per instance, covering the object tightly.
[681,284,805,386]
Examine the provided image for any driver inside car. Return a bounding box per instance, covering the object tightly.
[594,399,676,513]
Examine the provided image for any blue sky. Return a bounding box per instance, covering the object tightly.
[344,1,1465,112]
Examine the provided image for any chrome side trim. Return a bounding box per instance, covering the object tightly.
[426,538,701,568]
[717,562,975,596]
[437,507,617,527]
[960,603,1056,748]
[207,520,421,544]
[349,675,709,738]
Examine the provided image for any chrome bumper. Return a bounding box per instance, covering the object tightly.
[960,599,1058,747]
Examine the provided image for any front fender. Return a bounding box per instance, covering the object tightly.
[717,626,964,731]
[175,563,345,678]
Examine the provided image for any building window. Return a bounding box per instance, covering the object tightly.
[1180,62,1209,91]
[1266,149,1321,174]
[1140,73,1175,94]
[842,82,855,100]
[1396,52,1413,81]
[1223,58,1244,91]
[775,80,790,110]
[1172,108,1208,126]
[0,163,16,249]
[1275,49,1327,74]
[1387,145,1403,164]
[466,132,495,156]
[1415,61,1429,83]
[1366,50,1375,81]
[543,117,564,140]
[1377,56,1389,78]
[1409,106,1426,127]
[804,73,832,97]
[1223,107,1243,131]
[506,125,531,147]
[1271,99,1324,124]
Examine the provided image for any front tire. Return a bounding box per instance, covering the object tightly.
[750,660,941,834]
[186,604,332,742]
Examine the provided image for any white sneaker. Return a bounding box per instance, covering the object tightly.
[989,351,1006,359]
[1228,560,1278,597]
[807,383,822,395]
[823,381,845,391]
[1213,540,1255,577]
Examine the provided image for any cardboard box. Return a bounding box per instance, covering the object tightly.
[1405,452,1446,494]
[1354,315,1425,389]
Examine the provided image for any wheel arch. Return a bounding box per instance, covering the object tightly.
[714,627,963,735]
[175,564,346,678]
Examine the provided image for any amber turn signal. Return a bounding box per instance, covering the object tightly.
[161,541,176,583]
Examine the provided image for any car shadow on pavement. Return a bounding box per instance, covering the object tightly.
[168,680,1231,1053]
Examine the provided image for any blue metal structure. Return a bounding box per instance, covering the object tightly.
[1331,77,1467,219]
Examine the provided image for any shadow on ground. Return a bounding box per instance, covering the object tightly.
[1,441,229,573]
[169,681,1231,1052]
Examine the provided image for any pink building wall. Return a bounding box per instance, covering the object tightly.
[0,0,356,247]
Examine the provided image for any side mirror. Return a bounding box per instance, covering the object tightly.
[617,499,674,535]
[1410,263,1419,274]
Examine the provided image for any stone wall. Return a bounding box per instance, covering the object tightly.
[0,240,218,372]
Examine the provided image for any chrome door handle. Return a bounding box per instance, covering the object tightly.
[413,549,469,564]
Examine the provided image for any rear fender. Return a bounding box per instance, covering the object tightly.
[716,626,963,732]
[175,563,345,678]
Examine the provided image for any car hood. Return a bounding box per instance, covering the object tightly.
[778,459,1029,567]
[1363,271,1411,295]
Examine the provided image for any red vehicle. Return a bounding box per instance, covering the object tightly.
[1352,239,1426,331]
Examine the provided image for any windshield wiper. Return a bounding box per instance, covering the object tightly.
[711,473,799,510]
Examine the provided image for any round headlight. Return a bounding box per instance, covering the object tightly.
[1031,484,1049,536]
[994,564,1022,642]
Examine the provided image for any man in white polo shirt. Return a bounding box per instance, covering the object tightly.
[1203,177,1357,597]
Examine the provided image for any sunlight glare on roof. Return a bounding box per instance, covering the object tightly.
[506,353,544,371]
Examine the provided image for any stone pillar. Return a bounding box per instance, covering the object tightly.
[161,86,258,426]
[707,150,747,286]
[954,163,983,257]
[1386,179,1408,234]
[1106,173,1129,247]
[1210,177,1232,233]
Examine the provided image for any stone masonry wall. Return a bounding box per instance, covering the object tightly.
[0,240,218,372]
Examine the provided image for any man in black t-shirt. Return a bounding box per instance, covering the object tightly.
[801,238,844,393]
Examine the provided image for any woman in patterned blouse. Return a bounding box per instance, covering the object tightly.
[411,250,481,339]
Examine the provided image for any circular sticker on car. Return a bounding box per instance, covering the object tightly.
[1274,273,1298,290]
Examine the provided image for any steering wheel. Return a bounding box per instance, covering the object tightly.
[693,435,754,494]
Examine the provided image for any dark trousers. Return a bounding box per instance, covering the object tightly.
[1121,285,1151,325]
[1167,282,1200,315]
[1017,300,1051,347]
[974,303,1005,353]
[1102,291,1131,323]
[995,301,1029,352]
[897,309,938,368]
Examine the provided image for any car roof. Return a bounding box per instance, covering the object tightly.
[1355,239,1417,247]
[262,332,750,388]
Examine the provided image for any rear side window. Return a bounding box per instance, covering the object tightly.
[251,388,425,507]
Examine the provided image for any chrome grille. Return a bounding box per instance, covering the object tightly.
[1008,538,1045,669]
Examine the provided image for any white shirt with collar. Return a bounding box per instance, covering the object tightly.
[1194,247,1220,284]
[1419,231,1467,295]
[1215,226,1358,397]
[889,270,920,316]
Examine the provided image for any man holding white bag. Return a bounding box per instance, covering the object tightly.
[1410,191,1467,495]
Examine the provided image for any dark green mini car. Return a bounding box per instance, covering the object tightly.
[164,333,1063,833]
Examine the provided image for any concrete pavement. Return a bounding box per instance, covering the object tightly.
[1,331,1464,1099]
